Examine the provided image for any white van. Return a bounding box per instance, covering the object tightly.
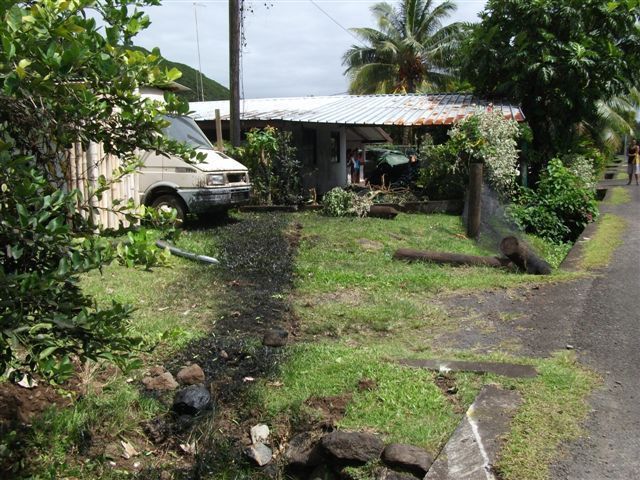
[139,114,251,221]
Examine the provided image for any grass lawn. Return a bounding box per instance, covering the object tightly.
[292,212,570,340]
[580,213,627,270]
[605,186,632,205]
[5,211,597,480]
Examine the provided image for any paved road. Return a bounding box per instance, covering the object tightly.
[551,163,640,479]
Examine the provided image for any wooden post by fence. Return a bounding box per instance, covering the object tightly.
[215,108,224,151]
[467,162,482,239]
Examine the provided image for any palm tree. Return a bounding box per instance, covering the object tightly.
[592,89,640,153]
[574,89,640,156]
[342,0,464,94]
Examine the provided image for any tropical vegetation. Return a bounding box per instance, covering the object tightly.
[342,0,465,94]
[0,0,198,381]
[463,0,640,163]
[229,126,303,205]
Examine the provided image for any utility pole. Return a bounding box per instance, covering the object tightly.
[193,3,205,102]
[229,0,241,147]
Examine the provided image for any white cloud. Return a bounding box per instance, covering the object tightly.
[135,0,486,98]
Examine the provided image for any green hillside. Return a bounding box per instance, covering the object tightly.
[133,46,230,101]
[161,57,230,102]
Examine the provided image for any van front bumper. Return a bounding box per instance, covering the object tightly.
[179,186,251,213]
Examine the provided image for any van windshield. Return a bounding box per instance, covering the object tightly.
[162,115,213,150]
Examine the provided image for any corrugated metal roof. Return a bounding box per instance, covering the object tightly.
[189,94,525,126]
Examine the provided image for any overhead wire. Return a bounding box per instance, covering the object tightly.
[307,0,365,46]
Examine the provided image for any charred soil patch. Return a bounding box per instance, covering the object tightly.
[155,213,301,477]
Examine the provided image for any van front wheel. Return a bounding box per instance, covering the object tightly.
[151,194,187,224]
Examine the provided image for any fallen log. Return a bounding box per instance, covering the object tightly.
[393,248,513,269]
[499,236,552,275]
[368,205,399,219]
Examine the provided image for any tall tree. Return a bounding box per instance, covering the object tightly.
[463,0,640,162]
[0,0,199,381]
[342,0,464,94]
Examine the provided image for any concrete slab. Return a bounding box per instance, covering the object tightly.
[398,359,538,379]
[424,384,522,480]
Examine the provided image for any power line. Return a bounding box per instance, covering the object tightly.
[308,0,365,45]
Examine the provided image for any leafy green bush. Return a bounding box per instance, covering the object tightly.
[0,153,143,382]
[0,0,196,381]
[510,159,598,243]
[322,188,372,217]
[417,140,467,200]
[243,127,303,205]
[417,110,521,200]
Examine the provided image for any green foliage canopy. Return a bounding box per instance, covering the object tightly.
[463,0,640,160]
[342,0,465,93]
[0,0,198,381]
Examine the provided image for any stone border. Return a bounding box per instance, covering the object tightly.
[424,385,522,480]
[398,359,538,379]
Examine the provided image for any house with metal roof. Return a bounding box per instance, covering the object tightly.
[189,94,525,194]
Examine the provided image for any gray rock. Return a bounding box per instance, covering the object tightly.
[251,424,270,444]
[263,328,289,347]
[425,385,522,479]
[245,442,272,466]
[285,431,324,467]
[176,364,205,385]
[320,431,384,465]
[381,444,433,476]
[172,385,211,415]
[142,371,178,391]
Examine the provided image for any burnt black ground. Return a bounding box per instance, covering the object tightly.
[438,163,640,479]
[140,213,299,479]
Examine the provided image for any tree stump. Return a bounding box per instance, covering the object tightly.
[499,236,552,275]
[368,205,399,219]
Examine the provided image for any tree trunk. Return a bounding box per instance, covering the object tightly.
[499,236,552,275]
[368,205,399,219]
[393,248,513,269]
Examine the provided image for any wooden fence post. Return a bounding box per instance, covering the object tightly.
[467,162,482,239]
[215,108,224,151]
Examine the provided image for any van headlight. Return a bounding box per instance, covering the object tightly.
[206,174,225,186]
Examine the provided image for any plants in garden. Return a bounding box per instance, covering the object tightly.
[0,0,198,381]
[417,110,521,200]
[417,139,467,200]
[244,126,303,205]
[510,159,598,244]
[448,109,521,198]
[322,188,373,217]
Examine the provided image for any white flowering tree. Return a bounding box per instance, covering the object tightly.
[448,108,521,198]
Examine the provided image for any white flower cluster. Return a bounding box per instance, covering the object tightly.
[449,108,521,197]
[565,154,597,191]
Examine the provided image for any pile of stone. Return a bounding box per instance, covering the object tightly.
[141,363,212,417]
[246,429,433,479]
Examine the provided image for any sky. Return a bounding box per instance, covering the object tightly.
[135,0,487,99]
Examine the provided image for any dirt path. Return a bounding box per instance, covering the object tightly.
[437,164,640,478]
